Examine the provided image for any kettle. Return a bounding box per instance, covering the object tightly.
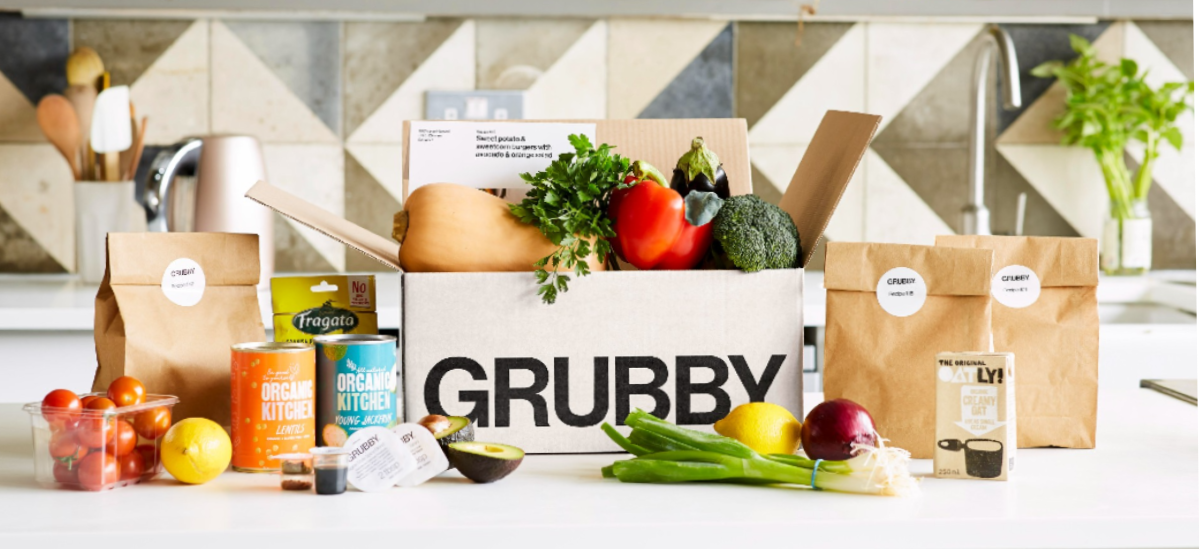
[143,135,274,284]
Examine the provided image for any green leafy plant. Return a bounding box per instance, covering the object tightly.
[1031,34,1192,220]
[510,134,630,304]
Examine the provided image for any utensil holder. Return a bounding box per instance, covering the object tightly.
[74,181,141,283]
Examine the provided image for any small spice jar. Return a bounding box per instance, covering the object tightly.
[271,454,313,491]
[310,447,348,495]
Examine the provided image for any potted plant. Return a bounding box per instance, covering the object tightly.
[1032,35,1193,275]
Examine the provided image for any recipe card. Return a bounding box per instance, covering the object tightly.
[407,121,597,194]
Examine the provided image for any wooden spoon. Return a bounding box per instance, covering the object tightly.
[123,117,147,181]
[63,84,97,179]
[36,94,81,180]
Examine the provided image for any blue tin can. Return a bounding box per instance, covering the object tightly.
[313,334,398,446]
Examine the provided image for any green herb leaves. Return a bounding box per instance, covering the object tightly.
[510,134,630,304]
[1031,34,1193,217]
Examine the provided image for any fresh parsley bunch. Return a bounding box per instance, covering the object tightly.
[510,134,630,304]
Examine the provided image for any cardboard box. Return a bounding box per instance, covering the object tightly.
[935,352,1016,480]
[248,112,880,453]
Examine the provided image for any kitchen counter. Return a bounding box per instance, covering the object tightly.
[0,388,1194,547]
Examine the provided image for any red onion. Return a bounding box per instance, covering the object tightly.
[800,398,878,461]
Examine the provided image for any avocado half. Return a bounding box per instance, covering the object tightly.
[448,441,524,484]
[418,415,476,470]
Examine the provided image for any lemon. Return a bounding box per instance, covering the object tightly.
[713,402,803,455]
[161,418,231,484]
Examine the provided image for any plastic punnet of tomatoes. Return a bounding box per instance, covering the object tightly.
[24,393,179,491]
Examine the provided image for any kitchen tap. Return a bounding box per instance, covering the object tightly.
[963,24,1022,235]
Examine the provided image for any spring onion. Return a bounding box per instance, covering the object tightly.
[601,409,919,497]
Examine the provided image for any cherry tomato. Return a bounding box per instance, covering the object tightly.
[49,430,85,460]
[106,376,146,407]
[135,444,158,473]
[76,398,117,448]
[80,395,100,408]
[107,420,137,456]
[77,451,118,491]
[134,406,171,440]
[41,389,81,427]
[118,451,145,481]
[53,459,79,485]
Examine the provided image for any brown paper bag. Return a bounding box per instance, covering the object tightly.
[823,242,993,458]
[936,235,1099,449]
[93,233,266,427]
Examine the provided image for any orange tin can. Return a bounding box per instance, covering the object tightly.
[231,342,316,472]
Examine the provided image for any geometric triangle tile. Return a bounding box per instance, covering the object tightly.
[863,148,953,244]
[995,22,1112,134]
[211,21,337,144]
[225,20,341,135]
[736,22,855,131]
[273,215,335,273]
[74,19,193,87]
[1133,20,1194,80]
[0,17,68,105]
[476,18,594,90]
[638,23,732,119]
[130,20,210,146]
[996,143,1107,239]
[866,23,982,133]
[997,24,1124,146]
[0,202,66,273]
[343,19,469,137]
[525,21,607,119]
[749,23,865,146]
[608,18,728,119]
[347,20,475,144]
[1147,182,1196,269]
[344,150,402,272]
[263,143,345,271]
[345,143,405,204]
[0,72,45,142]
[0,144,75,271]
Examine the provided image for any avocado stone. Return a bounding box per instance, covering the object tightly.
[432,416,475,469]
[447,441,524,483]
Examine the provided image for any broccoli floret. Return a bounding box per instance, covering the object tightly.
[711,195,801,271]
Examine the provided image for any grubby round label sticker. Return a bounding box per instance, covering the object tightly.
[876,267,927,317]
[344,426,415,492]
[992,265,1040,309]
[161,258,205,307]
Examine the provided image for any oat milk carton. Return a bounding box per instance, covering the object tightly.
[935,352,1016,480]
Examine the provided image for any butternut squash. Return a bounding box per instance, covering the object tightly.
[393,183,605,273]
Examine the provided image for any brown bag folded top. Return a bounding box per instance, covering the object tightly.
[823,242,993,458]
[936,235,1099,449]
[94,233,266,427]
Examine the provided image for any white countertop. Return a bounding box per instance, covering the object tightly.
[0,389,1194,547]
[0,271,1193,331]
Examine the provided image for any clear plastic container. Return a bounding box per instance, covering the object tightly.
[272,453,313,491]
[23,393,180,491]
[310,447,348,495]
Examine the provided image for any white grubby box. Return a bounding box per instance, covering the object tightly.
[247,112,881,453]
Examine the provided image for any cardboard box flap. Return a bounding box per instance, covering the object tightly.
[824,242,993,296]
[935,235,1099,288]
[107,232,261,285]
[245,180,402,271]
[402,119,751,199]
[777,111,882,268]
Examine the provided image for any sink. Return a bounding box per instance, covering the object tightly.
[1097,271,1195,325]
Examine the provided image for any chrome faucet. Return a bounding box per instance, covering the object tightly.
[963,25,1022,235]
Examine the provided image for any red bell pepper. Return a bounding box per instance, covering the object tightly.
[609,162,722,271]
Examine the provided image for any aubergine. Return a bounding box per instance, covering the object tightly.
[671,137,730,199]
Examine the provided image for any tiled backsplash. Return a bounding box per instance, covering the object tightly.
[0,15,1192,273]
